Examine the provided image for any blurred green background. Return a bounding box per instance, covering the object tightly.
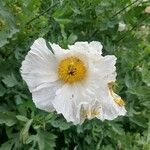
[0,0,150,149]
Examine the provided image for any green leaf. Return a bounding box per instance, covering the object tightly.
[0,112,17,126]
[2,73,18,87]
[26,130,57,150]
[37,130,56,150]
[51,118,72,130]
[16,115,29,122]
[130,116,148,128]
[0,140,14,150]
[20,119,33,144]
[54,18,72,25]
[109,122,125,135]
[68,33,78,44]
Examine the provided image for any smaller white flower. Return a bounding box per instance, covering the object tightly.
[145,6,150,13]
[118,22,126,32]
[21,38,126,124]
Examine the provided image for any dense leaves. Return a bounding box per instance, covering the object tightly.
[0,0,150,149]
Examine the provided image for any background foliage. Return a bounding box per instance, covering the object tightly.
[0,0,150,149]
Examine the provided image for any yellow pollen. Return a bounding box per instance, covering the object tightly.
[57,56,87,84]
[108,82,125,106]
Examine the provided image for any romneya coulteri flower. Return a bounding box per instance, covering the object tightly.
[118,22,126,32]
[21,38,126,124]
[145,6,150,13]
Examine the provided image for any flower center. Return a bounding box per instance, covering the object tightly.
[57,56,87,84]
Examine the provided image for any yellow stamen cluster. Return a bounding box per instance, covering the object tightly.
[108,82,125,106]
[57,56,87,84]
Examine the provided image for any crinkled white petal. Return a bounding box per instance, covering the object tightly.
[94,55,117,82]
[89,41,103,54]
[52,80,100,123]
[50,43,68,56]
[52,84,77,122]
[68,41,102,55]
[97,85,126,120]
[75,100,102,124]
[21,38,58,92]
[32,81,61,112]
[21,38,63,112]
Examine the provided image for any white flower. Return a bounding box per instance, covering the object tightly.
[145,6,150,13]
[118,22,126,32]
[21,38,126,124]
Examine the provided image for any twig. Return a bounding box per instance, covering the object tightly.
[111,0,142,18]
[116,14,149,43]
[26,2,59,25]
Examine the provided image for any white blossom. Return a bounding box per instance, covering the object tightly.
[118,22,126,32]
[21,38,126,124]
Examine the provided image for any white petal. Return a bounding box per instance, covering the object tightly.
[30,38,51,54]
[68,41,102,55]
[52,84,77,122]
[21,38,58,92]
[73,42,89,51]
[32,81,61,112]
[52,82,98,123]
[89,41,102,54]
[100,100,126,120]
[95,55,117,82]
[98,85,126,120]
[75,100,102,124]
[50,43,68,56]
